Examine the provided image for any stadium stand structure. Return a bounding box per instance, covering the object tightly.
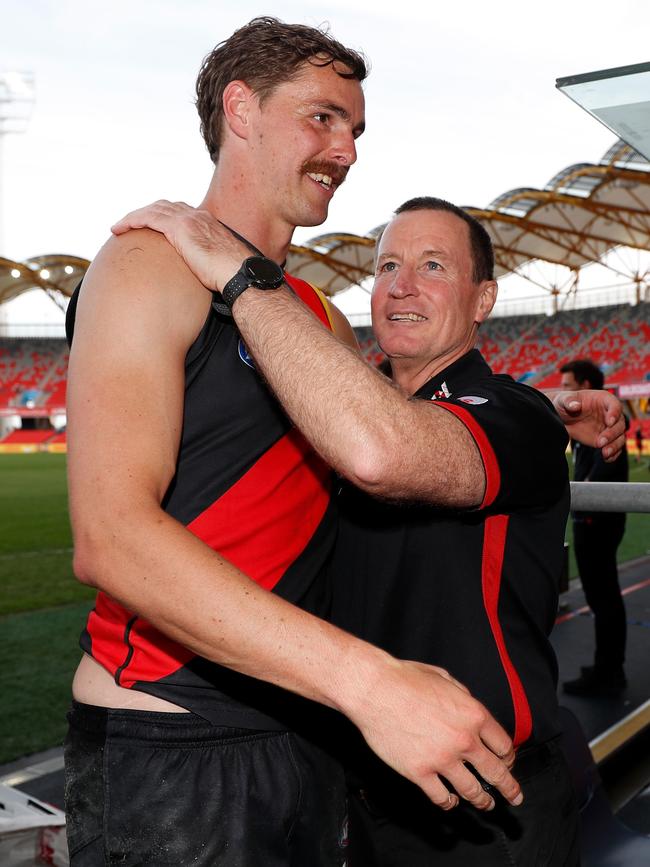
[1,300,648,453]
[0,337,68,451]
[2,429,53,444]
[0,338,68,411]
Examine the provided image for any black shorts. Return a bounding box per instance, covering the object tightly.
[347,738,579,866]
[64,701,348,866]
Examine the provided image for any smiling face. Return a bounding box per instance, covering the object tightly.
[246,59,366,231]
[371,209,497,393]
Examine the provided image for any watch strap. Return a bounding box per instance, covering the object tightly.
[211,293,231,318]
[221,271,257,309]
[208,225,284,318]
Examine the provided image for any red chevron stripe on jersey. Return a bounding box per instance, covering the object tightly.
[86,593,194,688]
[187,426,331,590]
[89,428,331,688]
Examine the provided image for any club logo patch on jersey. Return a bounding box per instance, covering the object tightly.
[459,395,488,405]
[238,338,255,369]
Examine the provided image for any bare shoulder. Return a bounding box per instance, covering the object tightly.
[91,227,192,278]
[79,228,211,347]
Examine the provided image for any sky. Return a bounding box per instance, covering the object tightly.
[1,0,650,323]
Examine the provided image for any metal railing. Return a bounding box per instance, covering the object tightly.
[570,482,650,513]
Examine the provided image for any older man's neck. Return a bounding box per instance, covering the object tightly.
[392,345,475,396]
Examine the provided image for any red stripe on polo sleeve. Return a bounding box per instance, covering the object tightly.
[431,402,501,509]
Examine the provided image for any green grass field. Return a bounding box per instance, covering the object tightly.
[0,452,648,765]
[0,454,94,764]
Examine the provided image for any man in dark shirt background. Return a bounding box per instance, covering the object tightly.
[636,425,644,465]
[560,359,629,697]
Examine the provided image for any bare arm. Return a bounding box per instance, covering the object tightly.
[112,202,625,474]
[232,285,486,505]
[112,204,486,507]
[68,228,521,811]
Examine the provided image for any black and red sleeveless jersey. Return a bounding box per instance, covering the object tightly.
[76,275,337,728]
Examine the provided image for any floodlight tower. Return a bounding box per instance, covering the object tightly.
[0,70,35,254]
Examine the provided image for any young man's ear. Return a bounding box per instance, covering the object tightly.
[222,80,255,141]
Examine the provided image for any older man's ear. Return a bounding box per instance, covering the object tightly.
[475,280,498,324]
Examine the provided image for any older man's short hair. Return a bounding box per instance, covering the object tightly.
[393,197,495,283]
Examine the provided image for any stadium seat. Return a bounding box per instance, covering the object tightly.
[0,338,68,409]
[1,305,648,408]
[0,429,54,444]
[477,302,650,388]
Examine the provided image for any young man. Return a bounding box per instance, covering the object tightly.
[114,197,626,866]
[560,359,629,697]
[65,19,523,866]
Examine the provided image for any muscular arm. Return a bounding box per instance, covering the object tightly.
[111,206,485,507]
[112,202,622,506]
[221,295,622,499]
[67,228,521,811]
[232,286,486,506]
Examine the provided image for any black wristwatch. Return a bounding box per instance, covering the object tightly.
[213,256,285,316]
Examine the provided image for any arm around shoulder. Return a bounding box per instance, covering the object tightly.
[66,212,525,810]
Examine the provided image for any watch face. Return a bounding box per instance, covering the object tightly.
[244,256,284,287]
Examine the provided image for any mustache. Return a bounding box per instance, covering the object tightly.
[301,160,349,187]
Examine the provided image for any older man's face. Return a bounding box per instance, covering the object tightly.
[371,209,496,381]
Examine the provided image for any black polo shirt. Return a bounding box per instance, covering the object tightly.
[331,349,570,747]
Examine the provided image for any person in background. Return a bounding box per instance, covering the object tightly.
[635,424,644,464]
[560,358,629,697]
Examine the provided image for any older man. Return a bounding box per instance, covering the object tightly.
[113,194,630,865]
[328,199,580,864]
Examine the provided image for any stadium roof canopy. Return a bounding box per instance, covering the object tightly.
[286,139,650,300]
[0,254,89,310]
[1,139,650,309]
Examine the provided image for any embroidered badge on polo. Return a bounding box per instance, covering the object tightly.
[430,381,451,401]
[459,395,488,405]
[238,338,255,369]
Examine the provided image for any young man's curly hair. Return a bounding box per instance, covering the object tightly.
[196,17,368,164]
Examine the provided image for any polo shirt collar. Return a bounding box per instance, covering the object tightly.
[414,349,493,402]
